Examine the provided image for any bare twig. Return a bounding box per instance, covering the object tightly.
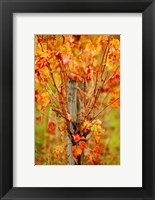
[93,98,120,120]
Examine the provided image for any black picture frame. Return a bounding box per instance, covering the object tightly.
[0,0,155,199]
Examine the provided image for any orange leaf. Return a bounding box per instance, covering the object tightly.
[108,74,120,86]
[93,153,99,162]
[109,98,120,108]
[72,145,82,158]
[79,141,86,150]
[93,146,102,154]
[66,113,72,121]
[38,92,51,110]
[36,57,48,68]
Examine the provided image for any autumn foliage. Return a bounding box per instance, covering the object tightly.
[35,35,120,165]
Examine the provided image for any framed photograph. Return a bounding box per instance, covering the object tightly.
[0,0,154,199]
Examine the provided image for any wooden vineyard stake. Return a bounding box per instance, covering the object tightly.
[68,80,77,165]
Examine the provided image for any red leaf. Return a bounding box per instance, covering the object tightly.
[85,127,91,134]
[47,121,55,133]
[56,52,63,59]
[56,52,70,65]
[86,65,92,80]
[49,122,55,130]
[35,90,40,103]
[72,133,81,142]
[36,116,42,122]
